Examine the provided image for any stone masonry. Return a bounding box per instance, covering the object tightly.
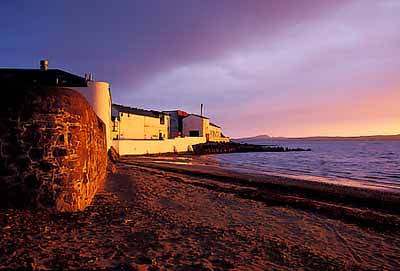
[0,86,107,212]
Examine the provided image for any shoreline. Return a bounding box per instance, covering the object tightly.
[1,155,400,270]
[122,154,400,201]
[121,155,400,229]
[122,151,400,194]
[128,153,400,193]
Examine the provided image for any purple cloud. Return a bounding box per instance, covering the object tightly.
[1,0,398,137]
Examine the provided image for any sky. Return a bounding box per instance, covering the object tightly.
[1,0,399,138]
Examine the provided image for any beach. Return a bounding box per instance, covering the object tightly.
[1,155,400,270]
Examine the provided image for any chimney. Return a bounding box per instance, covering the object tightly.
[40,59,48,71]
[89,72,93,81]
[200,103,204,116]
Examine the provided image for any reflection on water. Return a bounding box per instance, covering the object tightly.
[154,160,193,165]
[208,140,400,190]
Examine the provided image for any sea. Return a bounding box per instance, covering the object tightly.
[207,140,400,192]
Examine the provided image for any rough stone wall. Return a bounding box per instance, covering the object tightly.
[0,86,107,212]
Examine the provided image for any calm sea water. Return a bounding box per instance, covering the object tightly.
[208,140,400,190]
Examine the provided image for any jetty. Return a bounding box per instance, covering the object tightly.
[192,142,311,155]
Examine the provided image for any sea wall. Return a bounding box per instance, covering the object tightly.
[0,86,107,212]
[113,137,207,155]
[72,81,112,150]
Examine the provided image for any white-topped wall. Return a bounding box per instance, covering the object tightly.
[72,81,112,150]
[112,137,207,155]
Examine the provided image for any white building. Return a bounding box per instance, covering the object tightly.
[111,104,170,140]
[182,114,229,142]
[209,122,223,139]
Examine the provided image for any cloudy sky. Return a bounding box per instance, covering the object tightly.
[1,0,399,137]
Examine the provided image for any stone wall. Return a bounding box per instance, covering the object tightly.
[0,86,107,212]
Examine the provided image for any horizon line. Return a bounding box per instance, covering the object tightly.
[234,133,400,139]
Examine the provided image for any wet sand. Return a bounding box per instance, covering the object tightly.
[1,155,400,270]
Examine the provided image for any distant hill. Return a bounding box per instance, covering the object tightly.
[233,134,400,142]
[236,134,271,141]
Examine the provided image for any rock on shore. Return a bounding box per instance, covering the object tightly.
[192,141,311,155]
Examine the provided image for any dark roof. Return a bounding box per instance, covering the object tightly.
[112,104,168,118]
[185,114,209,119]
[0,69,87,87]
[163,110,188,117]
[210,122,221,128]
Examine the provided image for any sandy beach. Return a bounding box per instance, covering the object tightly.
[1,155,400,270]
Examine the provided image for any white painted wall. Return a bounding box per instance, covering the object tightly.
[209,136,230,143]
[113,137,207,155]
[72,81,112,150]
[209,125,221,138]
[182,115,229,142]
[183,115,209,137]
[204,119,210,138]
[208,125,229,142]
[117,113,170,140]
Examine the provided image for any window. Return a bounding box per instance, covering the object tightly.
[160,115,165,124]
[189,130,200,137]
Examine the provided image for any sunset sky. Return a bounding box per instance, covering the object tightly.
[1,0,399,138]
